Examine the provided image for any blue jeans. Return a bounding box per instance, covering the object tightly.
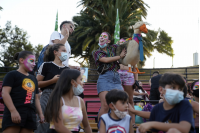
[97,71,123,94]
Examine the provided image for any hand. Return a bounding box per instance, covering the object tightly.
[11,110,21,124]
[120,48,126,58]
[39,113,45,123]
[64,25,69,38]
[128,103,135,113]
[138,122,153,133]
[52,75,60,83]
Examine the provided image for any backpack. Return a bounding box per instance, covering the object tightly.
[37,33,61,70]
[142,103,153,122]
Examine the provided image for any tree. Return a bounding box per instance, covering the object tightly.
[0,21,43,67]
[69,0,173,68]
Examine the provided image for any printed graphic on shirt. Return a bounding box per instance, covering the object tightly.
[107,126,126,133]
[22,78,35,104]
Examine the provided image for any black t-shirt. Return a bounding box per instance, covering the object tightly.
[38,62,68,91]
[2,70,39,111]
[149,99,195,133]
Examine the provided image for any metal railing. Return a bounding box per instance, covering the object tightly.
[87,67,199,82]
[0,66,199,82]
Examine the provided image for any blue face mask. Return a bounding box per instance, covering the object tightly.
[72,81,84,96]
[59,52,68,62]
[164,88,184,105]
[98,43,107,48]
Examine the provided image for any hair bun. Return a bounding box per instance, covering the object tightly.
[14,52,20,60]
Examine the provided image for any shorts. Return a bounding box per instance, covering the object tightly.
[118,70,134,86]
[47,129,79,133]
[97,71,123,94]
[2,107,37,131]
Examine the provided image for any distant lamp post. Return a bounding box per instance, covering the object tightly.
[193,52,199,66]
[153,57,155,68]
[171,56,174,68]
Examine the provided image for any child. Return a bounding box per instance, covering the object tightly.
[45,69,92,133]
[98,89,133,133]
[1,51,44,133]
[137,73,195,133]
[35,43,69,133]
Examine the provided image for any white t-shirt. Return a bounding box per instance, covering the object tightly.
[49,31,71,67]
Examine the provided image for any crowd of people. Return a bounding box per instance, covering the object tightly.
[0,20,199,133]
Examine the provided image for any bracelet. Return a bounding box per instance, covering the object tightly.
[119,55,121,59]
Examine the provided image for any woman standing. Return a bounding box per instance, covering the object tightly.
[35,43,69,133]
[2,51,44,133]
[118,38,138,125]
[45,69,92,133]
[92,32,126,120]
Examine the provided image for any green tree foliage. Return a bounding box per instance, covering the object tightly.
[0,21,43,66]
[69,0,173,68]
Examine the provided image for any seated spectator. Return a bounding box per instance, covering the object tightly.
[45,69,92,133]
[98,89,133,133]
[132,81,149,106]
[149,71,159,86]
[191,80,199,133]
[138,73,195,133]
[149,74,162,105]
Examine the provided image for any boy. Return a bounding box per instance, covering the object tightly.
[98,89,133,133]
[138,73,195,133]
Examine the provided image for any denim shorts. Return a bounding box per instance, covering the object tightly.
[97,71,123,94]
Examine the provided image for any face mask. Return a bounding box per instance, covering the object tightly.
[23,55,36,72]
[59,52,68,62]
[112,103,128,119]
[72,81,84,96]
[164,88,184,105]
[98,43,107,48]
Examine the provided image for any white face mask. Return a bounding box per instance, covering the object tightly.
[163,88,184,105]
[112,102,128,119]
[72,81,84,96]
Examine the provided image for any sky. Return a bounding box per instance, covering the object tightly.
[0,0,199,68]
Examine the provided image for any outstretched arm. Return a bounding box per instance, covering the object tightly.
[128,103,150,119]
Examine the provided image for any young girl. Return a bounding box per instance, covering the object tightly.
[2,51,44,133]
[35,43,69,133]
[92,32,126,121]
[45,69,92,133]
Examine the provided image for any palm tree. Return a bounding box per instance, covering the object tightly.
[69,0,173,73]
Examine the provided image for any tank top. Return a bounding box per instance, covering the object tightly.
[100,113,131,133]
[50,96,83,131]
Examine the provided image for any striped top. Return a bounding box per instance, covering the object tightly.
[92,44,120,72]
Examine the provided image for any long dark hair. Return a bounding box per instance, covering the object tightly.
[43,43,64,62]
[132,81,145,93]
[45,69,81,123]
